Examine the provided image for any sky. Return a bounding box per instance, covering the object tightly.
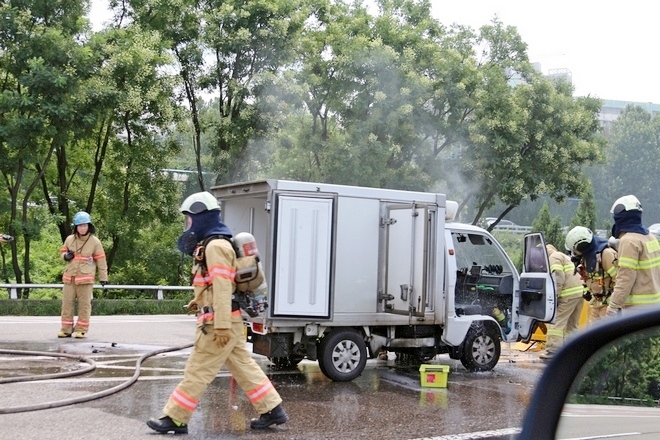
[89,0,660,104]
[431,0,660,104]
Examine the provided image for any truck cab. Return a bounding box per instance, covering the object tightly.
[212,179,555,381]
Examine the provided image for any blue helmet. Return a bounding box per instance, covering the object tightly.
[73,211,92,226]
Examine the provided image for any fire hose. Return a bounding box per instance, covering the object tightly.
[0,343,193,414]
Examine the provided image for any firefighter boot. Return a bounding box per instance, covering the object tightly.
[74,332,86,339]
[250,403,289,429]
[146,416,188,434]
[58,331,72,338]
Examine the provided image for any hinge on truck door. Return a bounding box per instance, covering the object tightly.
[378,289,394,303]
[381,217,397,226]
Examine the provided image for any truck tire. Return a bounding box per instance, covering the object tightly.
[318,329,367,382]
[460,323,501,372]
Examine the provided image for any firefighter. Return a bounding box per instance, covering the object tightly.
[147,191,288,434]
[565,226,617,322]
[539,244,584,360]
[59,211,108,338]
[606,195,660,316]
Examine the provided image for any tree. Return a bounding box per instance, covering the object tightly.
[569,180,598,232]
[597,105,660,222]
[200,0,311,184]
[531,201,565,250]
[0,0,93,291]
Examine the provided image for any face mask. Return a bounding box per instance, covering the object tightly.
[178,215,197,255]
[177,230,198,255]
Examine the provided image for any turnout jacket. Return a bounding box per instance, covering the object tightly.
[547,245,583,299]
[192,238,241,329]
[610,232,660,308]
[61,234,108,285]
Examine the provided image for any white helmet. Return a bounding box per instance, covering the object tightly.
[565,226,593,253]
[610,195,642,214]
[180,191,220,214]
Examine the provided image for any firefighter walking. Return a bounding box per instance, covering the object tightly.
[540,244,584,360]
[59,211,108,338]
[606,195,660,316]
[147,191,288,435]
[565,226,618,322]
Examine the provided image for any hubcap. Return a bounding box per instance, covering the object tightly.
[472,335,495,365]
[332,339,360,372]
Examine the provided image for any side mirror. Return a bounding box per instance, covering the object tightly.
[519,306,660,439]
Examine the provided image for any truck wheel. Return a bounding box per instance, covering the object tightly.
[460,324,501,372]
[318,329,367,382]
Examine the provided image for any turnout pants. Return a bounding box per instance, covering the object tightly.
[60,282,93,334]
[545,295,584,352]
[163,320,282,424]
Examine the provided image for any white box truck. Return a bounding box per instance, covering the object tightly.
[212,179,556,382]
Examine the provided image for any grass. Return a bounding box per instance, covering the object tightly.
[0,299,188,316]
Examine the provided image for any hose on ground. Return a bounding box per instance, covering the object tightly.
[0,343,193,414]
[0,350,97,384]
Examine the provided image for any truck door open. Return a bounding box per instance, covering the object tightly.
[518,233,556,340]
[382,203,432,318]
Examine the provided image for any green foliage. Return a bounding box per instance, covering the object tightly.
[0,0,614,289]
[491,231,524,272]
[0,299,188,315]
[590,105,660,223]
[531,201,565,250]
[569,180,598,232]
[570,331,660,406]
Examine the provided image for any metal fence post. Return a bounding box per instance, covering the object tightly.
[10,287,17,299]
[157,289,163,300]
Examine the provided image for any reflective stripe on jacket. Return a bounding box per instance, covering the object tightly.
[548,245,583,299]
[610,232,660,307]
[61,234,108,285]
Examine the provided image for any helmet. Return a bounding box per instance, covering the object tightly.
[180,191,220,215]
[565,226,593,253]
[73,211,92,226]
[610,195,642,214]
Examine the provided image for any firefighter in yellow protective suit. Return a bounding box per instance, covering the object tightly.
[59,211,108,338]
[539,244,584,360]
[147,192,288,435]
[606,195,660,316]
[565,226,618,322]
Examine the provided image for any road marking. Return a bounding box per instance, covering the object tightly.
[561,434,642,440]
[410,427,521,439]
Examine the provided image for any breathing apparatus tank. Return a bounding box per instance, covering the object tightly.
[493,307,511,333]
[232,232,268,316]
[234,232,260,258]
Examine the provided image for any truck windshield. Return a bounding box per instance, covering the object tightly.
[451,232,513,277]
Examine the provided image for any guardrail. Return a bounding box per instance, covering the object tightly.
[491,225,532,233]
[491,226,608,238]
[0,284,193,300]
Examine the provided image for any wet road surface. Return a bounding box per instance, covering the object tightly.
[0,316,545,439]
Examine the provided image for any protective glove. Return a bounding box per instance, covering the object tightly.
[100,281,108,287]
[185,299,199,314]
[63,250,74,261]
[213,328,233,348]
[582,290,592,302]
[605,306,621,317]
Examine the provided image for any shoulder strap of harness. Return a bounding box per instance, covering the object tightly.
[194,235,236,279]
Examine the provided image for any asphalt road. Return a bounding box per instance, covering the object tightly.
[0,315,544,440]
